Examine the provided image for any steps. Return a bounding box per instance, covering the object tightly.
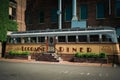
[35,53,62,62]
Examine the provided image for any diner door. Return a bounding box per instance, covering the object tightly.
[48,36,55,53]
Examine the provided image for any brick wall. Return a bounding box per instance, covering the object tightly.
[25,0,120,30]
[15,0,26,31]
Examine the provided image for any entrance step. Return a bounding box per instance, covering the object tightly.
[35,53,62,62]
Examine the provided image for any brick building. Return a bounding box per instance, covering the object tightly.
[9,0,26,31]
[25,0,120,31]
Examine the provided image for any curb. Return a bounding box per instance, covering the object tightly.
[0,58,112,67]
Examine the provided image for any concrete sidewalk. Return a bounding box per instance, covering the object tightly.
[0,58,113,67]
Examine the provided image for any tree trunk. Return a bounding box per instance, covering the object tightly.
[2,41,6,57]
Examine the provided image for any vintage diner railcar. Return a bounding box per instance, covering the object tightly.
[6,27,120,61]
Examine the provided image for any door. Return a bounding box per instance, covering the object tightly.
[48,36,55,53]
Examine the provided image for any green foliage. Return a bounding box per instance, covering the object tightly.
[0,0,9,42]
[7,20,18,31]
[0,0,18,42]
[9,50,30,55]
[99,52,106,58]
[75,52,106,58]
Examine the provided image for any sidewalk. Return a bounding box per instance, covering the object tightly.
[0,58,112,67]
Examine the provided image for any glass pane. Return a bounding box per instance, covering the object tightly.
[102,34,112,42]
[15,37,21,43]
[58,36,66,42]
[80,4,88,19]
[78,35,87,42]
[68,36,76,42]
[96,2,104,18]
[65,7,72,21]
[116,0,120,17]
[31,37,36,43]
[38,37,45,43]
[25,11,32,24]
[39,10,44,23]
[90,35,99,42]
[51,8,57,22]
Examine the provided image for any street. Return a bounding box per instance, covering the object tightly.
[0,61,120,80]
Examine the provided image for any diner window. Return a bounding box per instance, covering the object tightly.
[78,35,87,42]
[7,37,14,43]
[102,34,112,42]
[68,36,76,42]
[22,37,30,43]
[90,35,99,42]
[65,6,72,21]
[115,0,120,17]
[15,37,21,43]
[80,4,88,20]
[38,37,45,43]
[51,8,57,22]
[39,10,44,23]
[96,2,105,19]
[31,37,36,43]
[58,36,66,42]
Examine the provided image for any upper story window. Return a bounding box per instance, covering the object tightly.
[115,0,120,17]
[39,10,44,23]
[25,11,32,24]
[51,8,57,23]
[9,0,16,20]
[96,2,105,19]
[65,6,72,21]
[80,4,88,20]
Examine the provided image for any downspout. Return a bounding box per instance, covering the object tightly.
[72,0,78,20]
[58,0,62,29]
[109,0,111,15]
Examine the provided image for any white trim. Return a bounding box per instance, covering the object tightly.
[10,30,114,37]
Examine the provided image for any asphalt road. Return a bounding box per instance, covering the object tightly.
[0,61,120,80]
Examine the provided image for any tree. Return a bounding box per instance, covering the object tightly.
[0,0,18,57]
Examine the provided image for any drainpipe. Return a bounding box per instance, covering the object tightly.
[109,0,111,15]
[58,0,62,29]
[72,0,78,20]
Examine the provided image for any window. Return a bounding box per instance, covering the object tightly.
[90,35,99,42]
[38,37,45,43]
[115,0,120,17]
[80,4,88,20]
[30,37,36,43]
[7,37,14,43]
[102,34,112,42]
[25,12,32,24]
[39,10,44,23]
[51,8,57,22]
[7,37,21,44]
[58,36,66,42]
[68,36,76,42]
[15,37,21,43]
[96,2,104,19]
[9,7,16,20]
[78,35,87,42]
[65,6,72,21]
